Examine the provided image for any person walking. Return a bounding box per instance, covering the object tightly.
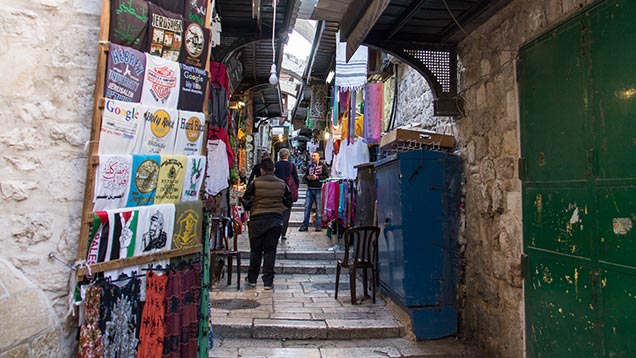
[274,148,299,241]
[241,157,292,290]
[247,151,270,184]
[299,152,329,232]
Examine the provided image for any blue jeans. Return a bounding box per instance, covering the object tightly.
[302,188,322,228]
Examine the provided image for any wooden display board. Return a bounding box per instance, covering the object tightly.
[76,0,212,276]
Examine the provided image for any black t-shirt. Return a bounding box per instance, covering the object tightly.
[184,0,207,25]
[178,63,208,111]
[149,0,184,15]
[110,0,149,50]
[146,2,183,62]
[179,20,210,69]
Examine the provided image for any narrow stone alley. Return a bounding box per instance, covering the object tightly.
[208,185,476,358]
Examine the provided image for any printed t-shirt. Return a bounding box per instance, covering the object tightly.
[126,154,160,207]
[179,20,210,69]
[98,99,143,154]
[173,110,205,155]
[104,44,146,102]
[181,155,206,201]
[178,64,208,111]
[147,3,183,62]
[172,201,202,248]
[150,0,184,14]
[137,105,178,154]
[88,212,110,264]
[184,0,207,25]
[141,54,181,108]
[107,208,139,260]
[205,139,229,196]
[134,204,175,255]
[110,0,148,50]
[93,155,132,211]
[154,155,187,204]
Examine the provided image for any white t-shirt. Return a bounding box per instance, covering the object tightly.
[98,99,143,154]
[93,155,132,211]
[141,54,181,108]
[173,110,205,155]
[181,155,206,201]
[137,105,178,154]
[205,139,229,196]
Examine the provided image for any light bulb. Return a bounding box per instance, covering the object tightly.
[269,64,278,85]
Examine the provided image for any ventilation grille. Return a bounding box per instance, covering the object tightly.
[404,49,451,93]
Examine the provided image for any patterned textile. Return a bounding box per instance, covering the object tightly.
[310,84,327,119]
[100,278,141,357]
[335,32,368,91]
[79,285,104,358]
[364,82,384,144]
[163,265,201,358]
[138,271,168,358]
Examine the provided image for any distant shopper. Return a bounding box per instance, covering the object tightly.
[274,148,299,241]
[241,158,292,290]
[299,152,328,232]
[247,151,270,184]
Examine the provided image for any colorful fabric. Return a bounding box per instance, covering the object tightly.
[93,155,132,211]
[205,140,229,196]
[99,99,143,155]
[208,126,234,168]
[209,61,230,96]
[173,110,205,155]
[335,31,368,91]
[126,154,160,207]
[100,278,141,357]
[78,285,104,358]
[142,54,181,108]
[88,212,110,265]
[155,155,187,204]
[105,44,146,102]
[364,82,384,144]
[108,208,139,261]
[163,265,201,358]
[109,0,148,50]
[178,64,208,111]
[147,3,183,62]
[181,155,206,201]
[137,271,168,358]
[137,106,179,154]
[179,20,210,69]
[134,204,175,255]
[172,201,202,248]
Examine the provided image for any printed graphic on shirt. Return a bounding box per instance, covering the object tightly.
[181,155,206,201]
[173,111,205,155]
[126,155,160,207]
[110,209,139,260]
[135,204,174,255]
[154,155,186,204]
[173,201,202,248]
[142,54,180,108]
[137,106,178,154]
[184,0,207,25]
[309,164,323,176]
[93,155,132,211]
[105,44,146,102]
[178,64,208,111]
[88,212,110,264]
[109,0,148,50]
[147,3,183,62]
[179,21,210,69]
[98,100,143,155]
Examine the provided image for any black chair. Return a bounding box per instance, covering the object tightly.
[334,226,381,304]
[209,216,241,290]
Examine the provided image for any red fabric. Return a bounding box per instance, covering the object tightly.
[207,126,235,168]
[209,62,230,99]
[138,272,168,358]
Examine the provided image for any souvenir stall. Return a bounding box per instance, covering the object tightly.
[74,1,220,356]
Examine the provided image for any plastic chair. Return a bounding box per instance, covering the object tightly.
[334,226,381,304]
[209,216,241,290]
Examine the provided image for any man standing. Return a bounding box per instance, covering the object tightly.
[274,148,299,241]
[299,152,329,232]
[241,158,292,289]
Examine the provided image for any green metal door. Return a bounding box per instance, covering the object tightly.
[520,1,636,357]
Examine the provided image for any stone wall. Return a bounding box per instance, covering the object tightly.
[0,1,101,355]
[456,0,595,357]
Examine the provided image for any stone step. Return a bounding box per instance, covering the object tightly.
[209,337,477,358]
[239,258,338,274]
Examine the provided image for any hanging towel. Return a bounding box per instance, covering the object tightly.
[137,105,179,154]
[173,110,205,155]
[181,155,206,201]
[99,99,143,155]
[172,201,203,248]
[105,43,146,102]
[154,155,187,204]
[142,53,181,108]
[364,82,384,144]
[335,31,368,91]
[93,154,132,211]
[135,204,175,255]
[127,154,161,207]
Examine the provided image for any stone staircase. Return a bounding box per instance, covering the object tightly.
[208,184,476,357]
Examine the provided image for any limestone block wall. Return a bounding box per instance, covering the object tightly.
[0,0,101,355]
[456,0,595,357]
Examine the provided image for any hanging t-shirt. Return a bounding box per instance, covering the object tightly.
[141,54,181,108]
[147,3,183,62]
[179,64,208,111]
[88,212,110,265]
[154,155,187,204]
[172,201,202,248]
[108,208,140,261]
[105,44,146,102]
[110,0,149,50]
[126,154,161,207]
[150,0,184,14]
[208,86,227,128]
[184,0,207,25]
[205,139,229,196]
[98,99,143,154]
[179,21,210,69]
[181,155,206,201]
[173,110,205,155]
[93,155,132,211]
[209,61,230,96]
[137,105,178,154]
[134,204,175,255]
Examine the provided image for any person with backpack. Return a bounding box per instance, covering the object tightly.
[274,148,299,241]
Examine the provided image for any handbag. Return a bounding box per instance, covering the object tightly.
[285,162,299,202]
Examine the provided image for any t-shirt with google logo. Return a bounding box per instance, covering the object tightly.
[98,99,143,155]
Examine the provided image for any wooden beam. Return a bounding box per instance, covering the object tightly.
[346,0,390,61]
[304,20,326,85]
[339,0,372,41]
[386,0,429,40]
